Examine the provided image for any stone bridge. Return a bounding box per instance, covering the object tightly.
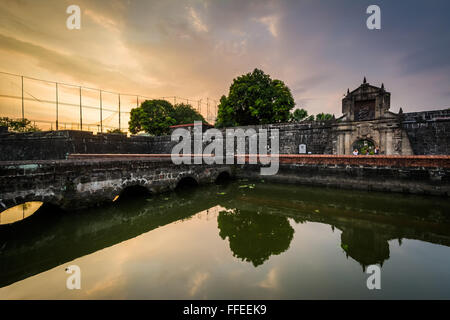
[1,154,450,213]
[0,155,233,211]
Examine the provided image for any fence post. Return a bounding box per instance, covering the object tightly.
[136,96,139,108]
[21,76,24,120]
[100,90,103,133]
[79,87,83,131]
[56,82,59,130]
[214,100,218,120]
[118,94,121,131]
[207,98,210,122]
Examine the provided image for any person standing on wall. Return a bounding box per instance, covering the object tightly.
[374,146,380,155]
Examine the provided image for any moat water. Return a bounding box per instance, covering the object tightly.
[1,180,450,299]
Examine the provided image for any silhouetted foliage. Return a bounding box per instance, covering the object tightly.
[106,128,126,135]
[0,117,40,132]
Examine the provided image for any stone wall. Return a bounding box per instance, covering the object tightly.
[235,155,450,196]
[218,121,334,154]
[0,110,448,161]
[0,122,335,161]
[0,130,175,161]
[402,109,450,155]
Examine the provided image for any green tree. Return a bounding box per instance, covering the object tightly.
[0,117,40,132]
[106,128,126,135]
[128,99,176,135]
[215,68,295,127]
[315,113,334,121]
[172,103,206,125]
[290,108,308,122]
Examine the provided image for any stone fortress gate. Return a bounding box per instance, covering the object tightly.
[334,78,413,155]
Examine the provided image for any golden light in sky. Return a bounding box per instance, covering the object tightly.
[1,0,449,131]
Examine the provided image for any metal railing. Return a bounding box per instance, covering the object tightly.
[0,71,218,133]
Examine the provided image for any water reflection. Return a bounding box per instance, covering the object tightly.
[0,202,43,225]
[0,181,449,298]
[218,208,294,267]
[340,227,389,271]
[226,184,450,270]
[0,190,217,288]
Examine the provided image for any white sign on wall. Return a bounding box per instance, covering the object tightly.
[299,144,306,154]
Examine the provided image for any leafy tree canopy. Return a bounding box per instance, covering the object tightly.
[106,128,126,135]
[128,100,206,136]
[300,113,335,121]
[290,108,308,122]
[171,103,206,125]
[128,99,176,136]
[0,117,40,132]
[315,113,334,121]
[215,68,295,127]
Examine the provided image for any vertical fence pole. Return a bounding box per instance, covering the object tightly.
[21,76,24,120]
[136,96,139,108]
[118,94,121,131]
[207,98,210,122]
[79,87,83,131]
[100,90,103,133]
[56,82,59,130]
[214,100,217,120]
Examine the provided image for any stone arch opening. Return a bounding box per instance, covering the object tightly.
[176,177,199,190]
[215,171,231,184]
[352,139,375,155]
[118,185,151,201]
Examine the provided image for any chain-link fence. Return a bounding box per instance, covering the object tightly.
[0,71,218,133]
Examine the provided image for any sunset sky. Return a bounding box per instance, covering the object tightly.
[0,0,449,129]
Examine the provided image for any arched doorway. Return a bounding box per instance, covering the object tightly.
[175,176,198,190]
[215,171,231,185]
[352,139,375,155]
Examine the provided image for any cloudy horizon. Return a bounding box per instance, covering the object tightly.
[0,0,449,127]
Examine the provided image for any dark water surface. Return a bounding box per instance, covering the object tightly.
[1,180,450,299]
